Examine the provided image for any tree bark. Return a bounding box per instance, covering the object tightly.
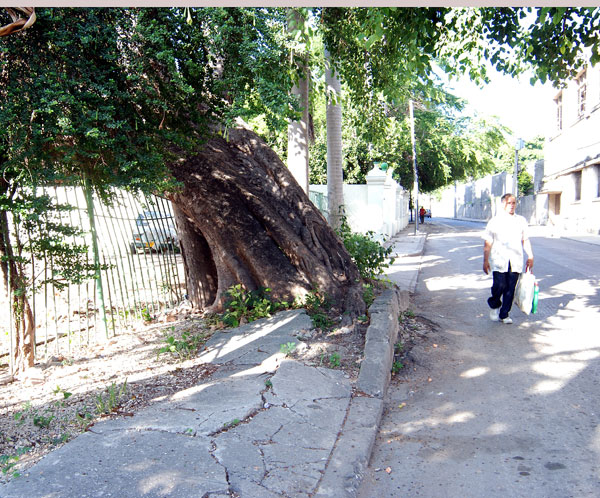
[325,48,345,232]
[287,9,310,193]
[287,67,310,193]
[168,126,365,318]
[0,198,35,374]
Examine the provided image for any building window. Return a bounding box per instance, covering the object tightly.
[576,69,587,118]
[554,92,563,131]
[573,170,582,201]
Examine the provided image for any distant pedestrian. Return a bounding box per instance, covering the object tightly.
[482,193,534,324]
[419,206,426,224]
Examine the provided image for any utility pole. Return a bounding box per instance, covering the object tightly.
[513,138,525,198]
[409,99,418,235]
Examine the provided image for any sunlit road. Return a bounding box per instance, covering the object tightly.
[359,219,600,498]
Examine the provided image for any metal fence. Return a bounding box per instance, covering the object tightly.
[1,186,187,372]
[309,190,328,219]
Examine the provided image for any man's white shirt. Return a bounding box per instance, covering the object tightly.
[483,210,529,273]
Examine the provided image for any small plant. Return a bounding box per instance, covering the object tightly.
[53,385,73,406]
[298,286,335,330]
[13,402,32,426]
[61,357,74,366]
[1,447,29,478]
[280,342,296,356]
[357,314,369,324]
[265,379,273,389]
[94,380,128,415]
[362,283,375,307]
[157,328,207,361]
[221,285,288,327]
[329,352,341,368]
[224,418,241,429]
[392,361,404,374]
[141,307,152,322]
[50,433,70,446]
[33,413,55,429]
[74,410,94,429]
[394,342,404,353]
[400,309,415,322]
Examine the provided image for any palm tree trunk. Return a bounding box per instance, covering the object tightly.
[287,9,310,193]
[325,48,344,231]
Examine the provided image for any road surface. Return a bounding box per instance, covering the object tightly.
[359,219,600,498]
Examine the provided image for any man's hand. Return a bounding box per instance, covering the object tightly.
[523,239,534,272]
[525,257,534,272]
[483,260,491,275]
[483,240,492,274]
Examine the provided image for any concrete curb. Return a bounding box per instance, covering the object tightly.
[316,287,410,497]
[406,235,426,257]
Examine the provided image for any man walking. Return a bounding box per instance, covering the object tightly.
[482,193,534,324]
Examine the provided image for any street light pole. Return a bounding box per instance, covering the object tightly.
[513,138,525,198]
[409,99,418,235]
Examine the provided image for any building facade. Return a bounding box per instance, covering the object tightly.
[541,60,600,235]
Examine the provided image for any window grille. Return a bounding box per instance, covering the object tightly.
[554,93,563,131]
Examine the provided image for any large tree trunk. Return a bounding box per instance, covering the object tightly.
[168,126,365,319]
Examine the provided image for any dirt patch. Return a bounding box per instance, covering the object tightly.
[0,296,429,483]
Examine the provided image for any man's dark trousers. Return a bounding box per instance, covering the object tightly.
[488,263,520,320]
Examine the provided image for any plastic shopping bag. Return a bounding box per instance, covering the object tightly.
[515,270,536,315]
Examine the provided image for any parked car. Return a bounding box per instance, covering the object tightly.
[425,209,432,218]
[130,210,179,254]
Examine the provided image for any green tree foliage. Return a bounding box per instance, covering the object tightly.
[314,7,598,192]
[0,7,296,370]
[308,84,509,192]
[1,8,294,193]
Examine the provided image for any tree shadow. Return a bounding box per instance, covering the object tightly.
[380,227,600,495]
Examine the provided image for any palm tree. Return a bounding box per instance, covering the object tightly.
[325,48,344,231]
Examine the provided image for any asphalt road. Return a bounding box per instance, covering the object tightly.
[359,219,600,498]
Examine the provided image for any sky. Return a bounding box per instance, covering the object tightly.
[444,66,559,144]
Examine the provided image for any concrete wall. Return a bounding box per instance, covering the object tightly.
[310,165,409,241]
[432,172,515,222]
[431,172,548,227]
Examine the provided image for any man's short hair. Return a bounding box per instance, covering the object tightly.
[501,193,515,203]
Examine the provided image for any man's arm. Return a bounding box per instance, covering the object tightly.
[523,238,534,271]
[483,240,492,274]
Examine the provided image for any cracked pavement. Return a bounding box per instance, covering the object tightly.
[0,310,358,498]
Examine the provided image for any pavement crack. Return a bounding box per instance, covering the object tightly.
[309,393,354,495]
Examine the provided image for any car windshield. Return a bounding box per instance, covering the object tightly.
[137,211,165,226]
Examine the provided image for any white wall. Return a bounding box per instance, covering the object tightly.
[310,165,409,241]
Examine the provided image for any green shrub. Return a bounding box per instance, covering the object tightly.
[336,217,395,280]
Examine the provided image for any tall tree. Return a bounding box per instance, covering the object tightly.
[0,7,365,376]
[286,8,310,193]
[324,47,345,231]
[3,6,599,373]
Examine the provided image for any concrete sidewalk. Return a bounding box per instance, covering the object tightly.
[0,226,427,498]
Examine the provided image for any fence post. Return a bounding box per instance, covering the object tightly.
[83,178,109,340]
